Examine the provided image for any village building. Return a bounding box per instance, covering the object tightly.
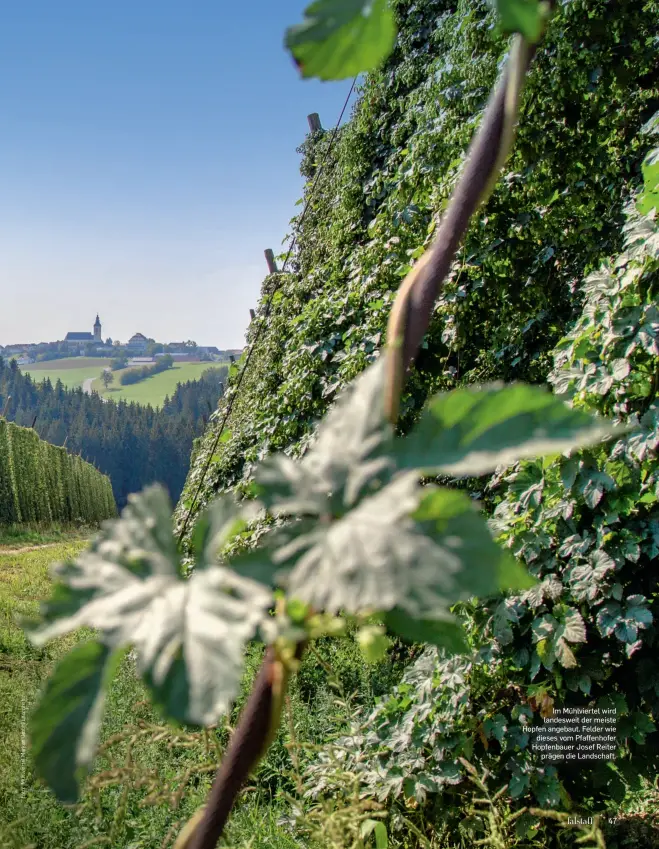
[126,333,149,354]
[65,315,103,348]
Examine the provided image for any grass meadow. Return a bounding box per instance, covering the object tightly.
[21,358,109,390]
[0,539,657,849]
[92,362,218,406]
[20,358,219,407]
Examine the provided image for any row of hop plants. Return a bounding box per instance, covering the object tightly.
[174,0,659,542]
[0,416,116,526]
[300,122,659,828]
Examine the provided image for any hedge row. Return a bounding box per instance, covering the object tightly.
[0,417,116,526]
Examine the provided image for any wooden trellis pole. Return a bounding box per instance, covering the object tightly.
[307,113,322,132]
[264,249,277,274]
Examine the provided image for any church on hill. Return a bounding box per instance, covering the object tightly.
[65,315,103,347]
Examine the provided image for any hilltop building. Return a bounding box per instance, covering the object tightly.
[65,315,103,348]
[126,333,148,354]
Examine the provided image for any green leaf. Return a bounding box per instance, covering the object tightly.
[255,358,395,517]
[360,819,388,849]
[27,485,272,727]
[30,640,123,803]
[356,624,391,663]
[395,383,621,478]
[637,149,659,216]
[414,488,534,597]
[276,476,530,619]
[285,0,396,81]
[497,552,537,592]
[508,771,530,798]
[189,495,247,568]
[494,0,544,41]
[385,607,469,653]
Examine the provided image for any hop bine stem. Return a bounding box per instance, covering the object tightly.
[384,35,535,424]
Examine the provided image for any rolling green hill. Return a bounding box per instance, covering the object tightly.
[21,358,109,389]
[92,362,220,407]
[21,358,221,407]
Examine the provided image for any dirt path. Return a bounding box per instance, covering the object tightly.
[0,542,64,555]
[83,375,109,401]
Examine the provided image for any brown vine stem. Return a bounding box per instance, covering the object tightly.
[181,642,306,849]
[384,34,536,423]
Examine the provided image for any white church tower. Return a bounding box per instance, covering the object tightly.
[93,314,102,342]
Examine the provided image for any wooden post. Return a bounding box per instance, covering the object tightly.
[307,113,322,133]
[31,414,38,429]
[249,309,255,321]
[264,249,277,274]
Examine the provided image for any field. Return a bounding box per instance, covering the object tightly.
[21,357,110,389]
[21,358,219,407]
[93,362,218,406]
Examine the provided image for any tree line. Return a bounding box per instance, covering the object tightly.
[0,358,226,510]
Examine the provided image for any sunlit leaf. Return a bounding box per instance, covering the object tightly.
[356,624,391,662]
[394,382,622,477]
[255,358,395,516]
[273,475,532,618]
[637,149,659,216]
[494,0,544,41]
[27,486,272,729]
[361,819,389,849]
[285,0,396,81]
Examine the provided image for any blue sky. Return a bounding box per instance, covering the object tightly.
[0,1,358,348]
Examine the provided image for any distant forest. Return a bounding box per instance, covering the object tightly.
[0,357,226,510]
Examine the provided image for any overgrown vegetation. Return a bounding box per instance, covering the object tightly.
[175,0,658,527]
[297,160,659,830]
[0,417,115,526]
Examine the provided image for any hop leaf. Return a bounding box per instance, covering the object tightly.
[285,0,396,81]
[25,486,272,801]
[357,624,391,663]
[395,382,623,478]
[255,357,395,517]
[272,474,533,619]
[494,0,545,41]
[29,641,124,803]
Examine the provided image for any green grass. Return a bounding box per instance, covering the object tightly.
[0,538,314,849]
[0,524,94,547]
[20,359,223,407]
[92,362,219,407]
[21,358,110,390]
